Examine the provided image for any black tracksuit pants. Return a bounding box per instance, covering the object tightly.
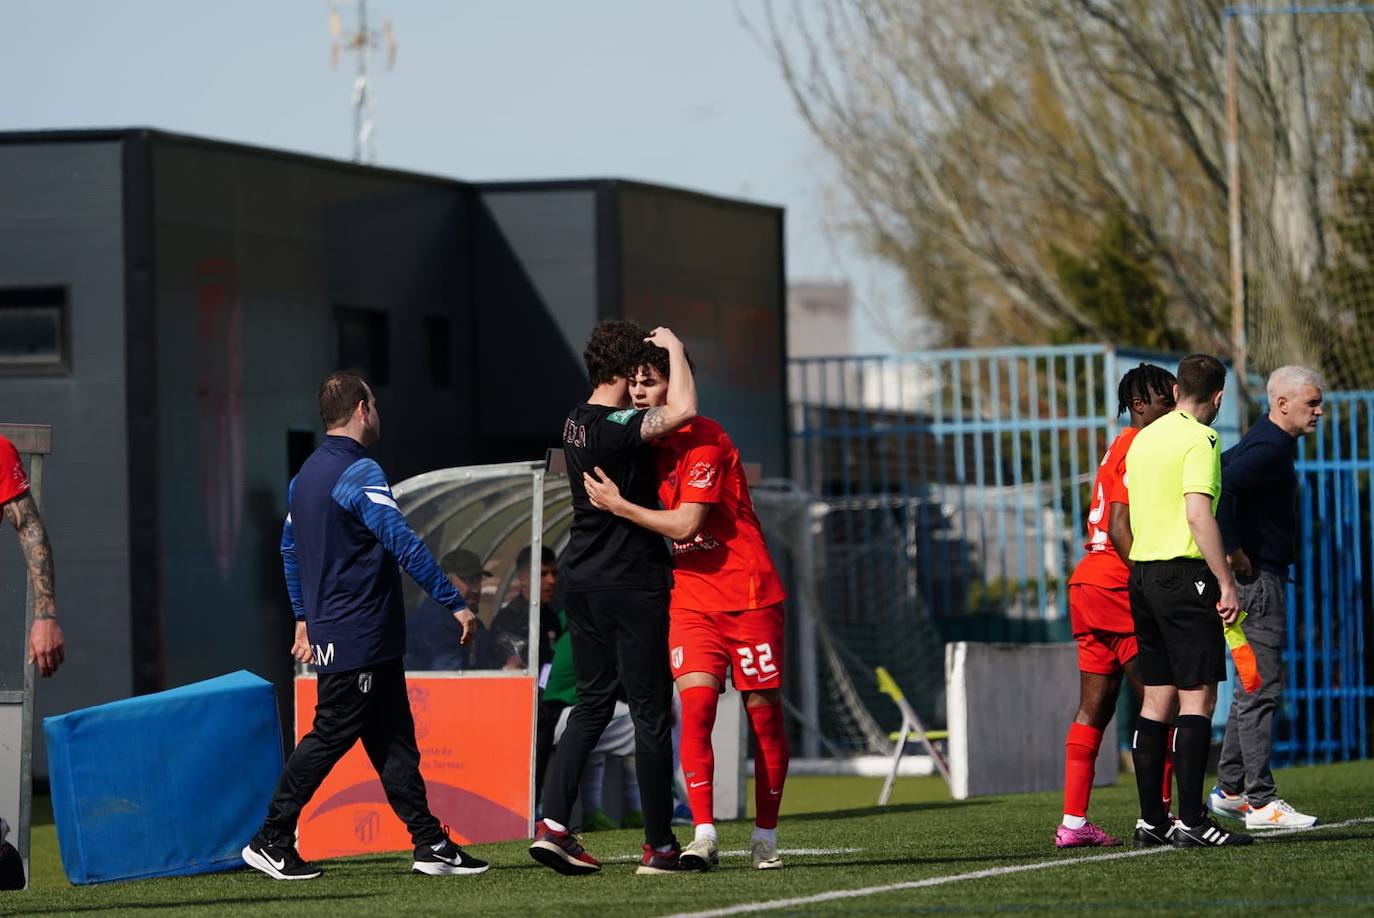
[540,587,676,848]
[259,657,444,849]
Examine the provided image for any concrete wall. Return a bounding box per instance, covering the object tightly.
[945,642,1117,799]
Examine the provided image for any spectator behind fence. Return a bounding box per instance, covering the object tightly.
[405,548,494,671]
[489,545,562,672]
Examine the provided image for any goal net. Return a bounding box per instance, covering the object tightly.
[1232,7,1374,389]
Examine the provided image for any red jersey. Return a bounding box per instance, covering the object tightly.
[0,436,30,506]
[1068,426,1138,593]
[656,417,786,612]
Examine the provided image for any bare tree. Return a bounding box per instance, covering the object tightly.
[752,0,1374,381]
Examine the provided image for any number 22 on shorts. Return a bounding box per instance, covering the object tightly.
[736,643,776,677]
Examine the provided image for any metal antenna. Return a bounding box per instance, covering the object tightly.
[328,0,397,164]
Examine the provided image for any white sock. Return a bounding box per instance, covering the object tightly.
[1062,814,1087,830]
[694,823,717,843]
[751,826,776,845]
[543,817,567,833]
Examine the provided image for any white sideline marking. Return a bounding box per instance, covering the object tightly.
[604,847,860,864]
[659,818,1374,918]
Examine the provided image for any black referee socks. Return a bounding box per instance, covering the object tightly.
[1131,716,1171,828]
[1172,714,1212,826]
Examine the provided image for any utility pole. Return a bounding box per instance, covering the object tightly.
[328,1,396,165]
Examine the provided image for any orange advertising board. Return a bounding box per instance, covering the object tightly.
[293,675,535,860]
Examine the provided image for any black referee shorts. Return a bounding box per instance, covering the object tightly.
[1129,559,1226,688]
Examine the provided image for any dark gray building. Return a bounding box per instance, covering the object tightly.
[0,129,786,770]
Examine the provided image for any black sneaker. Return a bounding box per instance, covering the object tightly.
[1172,817,1254,848]
[635,842,693,876]
[1132,818,1174,848]
[242,834,322,880]
[413,835,490,876]
[529,819,601,875]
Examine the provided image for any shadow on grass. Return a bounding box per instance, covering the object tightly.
[790,800,989,822]
[15,893,376,914]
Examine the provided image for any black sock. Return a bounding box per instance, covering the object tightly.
[1173,714,1212,827]
[1131,717,1170,828]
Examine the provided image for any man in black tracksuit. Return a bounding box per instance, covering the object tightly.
[529,321,697,876]
[242,371,489,880]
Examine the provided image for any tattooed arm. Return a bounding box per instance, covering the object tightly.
[3,493,64,677]
[639,326,697,441]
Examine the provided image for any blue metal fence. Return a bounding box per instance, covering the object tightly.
[789,346,1371,763]
[1280,391,1374,765]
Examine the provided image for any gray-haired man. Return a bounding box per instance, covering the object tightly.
[1208,365,1324,830]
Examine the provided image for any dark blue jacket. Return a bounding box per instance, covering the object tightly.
[282,435,464,672]
[1217,415,1299,576]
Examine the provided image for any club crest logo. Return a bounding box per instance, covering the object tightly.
[687,461,716,489]
[354,810,379,843]
[358,671,373,694]
[671,645,684,669]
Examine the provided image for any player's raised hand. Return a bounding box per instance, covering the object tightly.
[455,607,477,645]
[583,466,624,511]
[27,618,64,677]
[644,326,684,352]
[1217,580,1242,626]
[291,620,313,663]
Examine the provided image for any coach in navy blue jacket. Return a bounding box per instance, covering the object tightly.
[242,371,489,881]
[1209,365,1324,831]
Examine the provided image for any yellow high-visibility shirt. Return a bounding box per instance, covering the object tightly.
[1124,411,1221,561]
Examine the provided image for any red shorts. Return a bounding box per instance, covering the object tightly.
[669,603,784,692]
[1070,584,1137,674]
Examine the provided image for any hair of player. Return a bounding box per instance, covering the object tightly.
[631,340,695,380]
[1267,365,1325,402]
[1175,353,1227,401]
[317,370,370,429]
[515,544,557,569]
[583,320,650,387]
[1116,363,1178,416]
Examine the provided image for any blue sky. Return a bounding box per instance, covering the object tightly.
[5,0,906,351]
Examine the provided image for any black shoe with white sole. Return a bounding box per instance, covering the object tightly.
[242,835,322,880]
[1171,817,1254,848]
[413,836,490,876]
[1131,819,1174,848]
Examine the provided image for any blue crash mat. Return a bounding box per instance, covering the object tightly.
[44,670,283,884]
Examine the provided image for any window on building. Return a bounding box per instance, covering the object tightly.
[335,306,390,387]
[0,287,69,374]
[422,315,452,390]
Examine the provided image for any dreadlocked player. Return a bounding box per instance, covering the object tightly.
[1056,364,1178,848]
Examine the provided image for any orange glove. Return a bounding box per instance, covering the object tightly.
[1224,611,1262,693]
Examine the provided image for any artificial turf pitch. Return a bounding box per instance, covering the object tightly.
[10,760,1374,916]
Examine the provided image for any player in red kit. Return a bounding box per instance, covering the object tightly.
[583,344,789,872]
[1056,364,1177,848]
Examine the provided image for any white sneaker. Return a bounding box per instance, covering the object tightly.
[679,835,718,872]
[1245,799,1317,830]
[1207,786,1250,821]
[750,838,782,870]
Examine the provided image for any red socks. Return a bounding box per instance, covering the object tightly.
[1063,722,1103,817]
[747,700,790,830]
[678,686,718,826]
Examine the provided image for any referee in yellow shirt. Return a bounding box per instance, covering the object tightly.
[1124,354,1253,849]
